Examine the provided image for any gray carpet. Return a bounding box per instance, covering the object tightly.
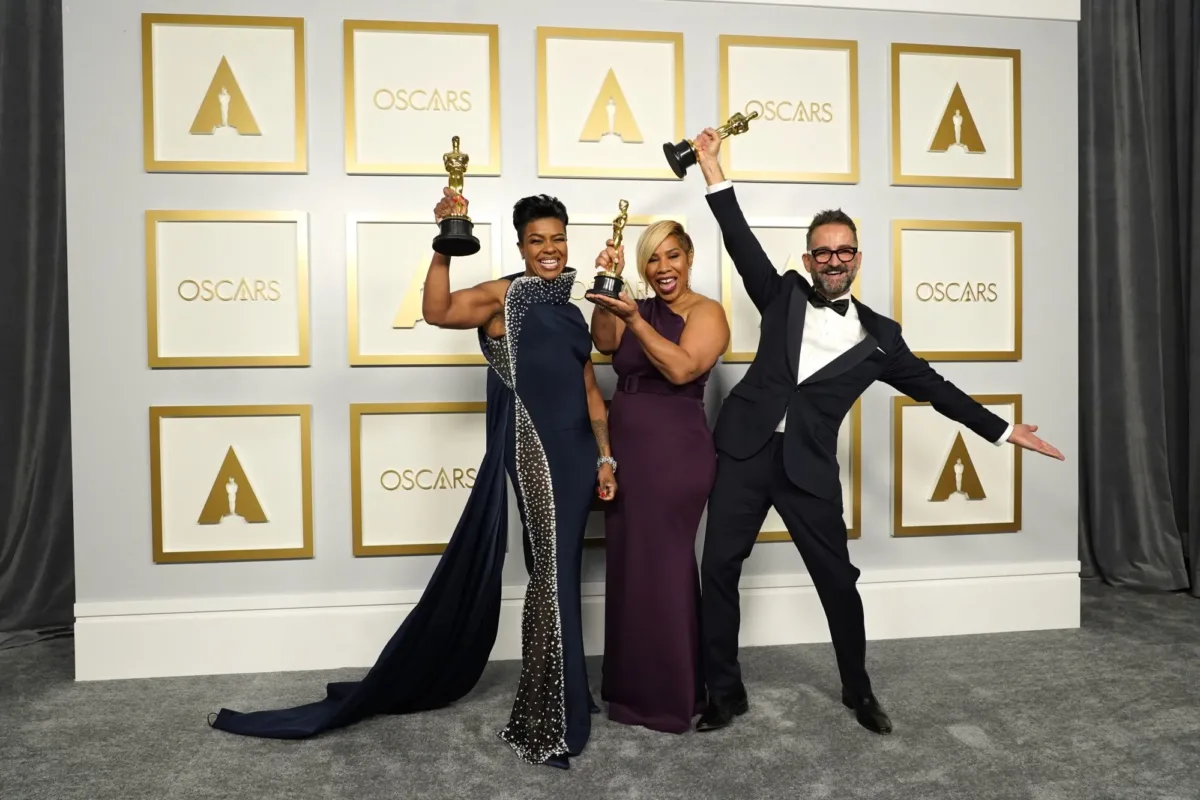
[3,581,1199,800]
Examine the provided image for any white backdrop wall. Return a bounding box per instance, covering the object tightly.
[63,0,1081,679]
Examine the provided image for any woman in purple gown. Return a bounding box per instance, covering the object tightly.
[584,220,730,733]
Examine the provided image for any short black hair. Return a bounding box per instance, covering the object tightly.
[806,209,857,249]
[513,194,568,242]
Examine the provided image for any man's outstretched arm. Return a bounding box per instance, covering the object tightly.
[882,334,1064,460]
[695,128,782,312]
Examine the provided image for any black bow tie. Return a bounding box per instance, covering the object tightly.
[809,292,850,316]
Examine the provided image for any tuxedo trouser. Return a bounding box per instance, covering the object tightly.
[700,433,871,702]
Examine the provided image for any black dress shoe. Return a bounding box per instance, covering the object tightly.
[842,690,893,734]
[695,695,749,732]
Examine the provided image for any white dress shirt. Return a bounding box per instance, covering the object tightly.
[708,179,1013,446]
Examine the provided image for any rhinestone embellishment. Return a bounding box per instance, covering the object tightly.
[480,269,578,765]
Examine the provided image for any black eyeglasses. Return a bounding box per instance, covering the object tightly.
[808,247,859,264]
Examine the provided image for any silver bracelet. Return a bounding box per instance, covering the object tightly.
[597,456,618,472]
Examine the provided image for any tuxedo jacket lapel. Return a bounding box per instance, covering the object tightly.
[798,296,882,386]
[786,282,807,381]
[799,335,879,385]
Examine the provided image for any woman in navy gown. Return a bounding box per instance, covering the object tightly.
[208,190,617,770]
[585,220,729,733]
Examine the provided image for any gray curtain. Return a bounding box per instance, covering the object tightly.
[1079,0,1200,595]
[0,0,75,635]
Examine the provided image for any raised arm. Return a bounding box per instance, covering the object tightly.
[421,188,505,330]
[421,253,505,330]
[628,299,729,385]
[694,129,783,312]
[588,239,626,354]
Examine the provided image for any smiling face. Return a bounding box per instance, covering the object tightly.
[802,222,861,299]
[643,234,693,301]
[635,220,694,304]
[518,217,568,281]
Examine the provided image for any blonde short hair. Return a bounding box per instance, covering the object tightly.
[633,220,693,297]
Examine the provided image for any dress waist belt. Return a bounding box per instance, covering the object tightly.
[617,374,705,400]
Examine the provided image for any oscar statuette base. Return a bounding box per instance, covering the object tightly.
[663,140,697,179]
[432,216,481,258]
[587,272,625,302]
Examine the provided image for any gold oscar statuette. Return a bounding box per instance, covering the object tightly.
[662,111,760,178]
[587,199,630,302]
[432,136,481,257]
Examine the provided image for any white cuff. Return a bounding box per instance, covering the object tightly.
[706,179,733,194]
[994,423,1013,446]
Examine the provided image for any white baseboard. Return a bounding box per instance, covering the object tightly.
[73,561,1080,681]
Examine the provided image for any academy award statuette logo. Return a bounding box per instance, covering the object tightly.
[929,83,985,155]
[579,69,643,144]
[197,446,268,525]
[929,432,986,502]
[189,56,261,137]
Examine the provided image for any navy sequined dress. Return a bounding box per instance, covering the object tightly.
[208,269,597,766]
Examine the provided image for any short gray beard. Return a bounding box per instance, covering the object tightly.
[813,265,858,299]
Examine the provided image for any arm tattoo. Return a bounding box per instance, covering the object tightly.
[590,419,610,455]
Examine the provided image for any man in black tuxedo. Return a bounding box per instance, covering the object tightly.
[689,129,1065,736]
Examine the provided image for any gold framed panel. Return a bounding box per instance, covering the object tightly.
[718,34,860,184]
[720,217,861,363]
[141,13,308,173]
[350,402,486,557]
[145,210,311,368]
[757,399,863,542]
[148,404,314,563]
[891,219,1022,361]
[536,26,686,179]
[343,20,501,176]
[346,212,504,366]
[890,43,1021,189]
[892,394,1022,537]
[567,212,686,364]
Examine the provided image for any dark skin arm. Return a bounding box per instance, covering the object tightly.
[421,188,507,332]
[583,361,617,500]
[590,291,730,385]
[631,300,729,384]
[421,254,507,330]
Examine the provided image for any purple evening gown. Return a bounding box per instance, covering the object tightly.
[601,296,715,733]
